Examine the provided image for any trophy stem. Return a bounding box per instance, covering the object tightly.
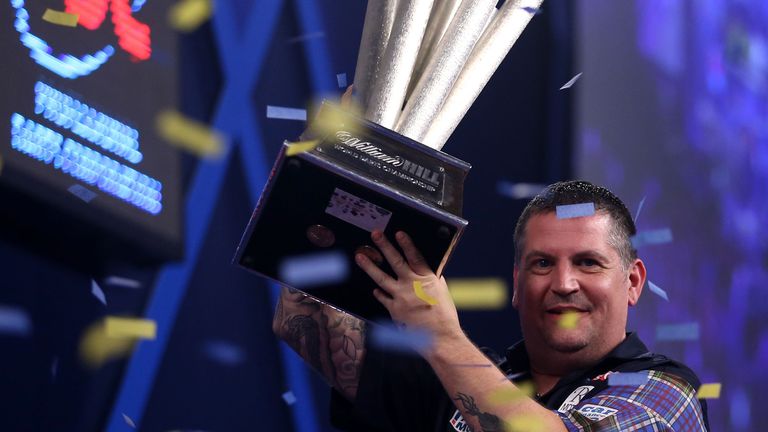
[405,0,462,101]
[423,0,544,150]
[395,0,497,146]
[353,0,398,110]
[364,0,434,130]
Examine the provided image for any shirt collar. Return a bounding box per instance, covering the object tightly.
[503,332,650,375]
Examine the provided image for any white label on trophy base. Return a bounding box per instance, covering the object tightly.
[325,188,392,232]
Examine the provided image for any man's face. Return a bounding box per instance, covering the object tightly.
[512,211,644,362]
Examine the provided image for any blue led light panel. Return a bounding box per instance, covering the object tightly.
[0,0,182,259]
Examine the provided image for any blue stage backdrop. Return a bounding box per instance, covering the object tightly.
[577,0,768,430]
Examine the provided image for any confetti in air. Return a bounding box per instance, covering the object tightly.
[42,9,79,27]
[156,110,225,157]
[656,322,699,341]
[168,0,212,32]
[285,140,320,157]
[286,32,325,44]
[633,195,647,223]
[631,228,673,249]
[337,73,348,88]
[559,72,583,90]
[0,305,32,337]
[266,105,307,121]
[521,6,542,15]
[203,340,246,366]
[282,391,297,405]
[278,251,348,288]
[697,383,722,399]
[105,317,157,340]
[607,372,650,386]
[558,311,580,329]
[496,182,547,200]
[68,184,97,203]
[370,322,433,354]
[413,280,438,305]
[122,413,136,428]
[79,320,136,367]
[647,280,669,301]
[506,415,545,432]
[105,276,142,289]
[91,280,107,305]
[448,278,507,310]
[556,202,595,219]
[488,381,535,404]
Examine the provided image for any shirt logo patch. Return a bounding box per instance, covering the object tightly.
[576,404,619,421]
[557,385,595,413]
[449,409,471,432]
[592,371,616,382]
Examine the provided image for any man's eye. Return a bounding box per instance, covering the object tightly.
[535,259,551,268]
[579,258,598,267]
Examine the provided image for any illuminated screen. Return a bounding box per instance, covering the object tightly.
[0,0,181,259]
[578,0,767,430]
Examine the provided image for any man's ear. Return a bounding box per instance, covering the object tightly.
[512,265,520,308]
[627,259,647,306]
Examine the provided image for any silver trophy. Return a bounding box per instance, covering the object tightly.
[235,0,543,320]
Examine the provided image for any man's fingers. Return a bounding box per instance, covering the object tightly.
[371,230,410,276]
[356,253,396,295]
[395,231,431,275]
[341,84,355,108]
[372,288,394,309]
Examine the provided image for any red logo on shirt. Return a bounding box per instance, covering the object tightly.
[592,371,616,382]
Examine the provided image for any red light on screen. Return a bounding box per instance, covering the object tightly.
[65,0,107,30]
[110,0,151,61]
[63,0,151,61]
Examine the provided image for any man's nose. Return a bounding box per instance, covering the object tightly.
[551,264,579,296]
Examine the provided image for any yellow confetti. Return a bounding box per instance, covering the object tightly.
[156,110,225,158]
[448,278,507,310]
[305,102,363,140]
[558,311,580,329]
[105,317,157,340]
[79,320,136,368]
[487,381,535,404]
[505,415,544,432]
[168,0,212,32]
[285,140,320,156]
[413,281,438,305]
[42,9,79,27]
[696,383,721,399]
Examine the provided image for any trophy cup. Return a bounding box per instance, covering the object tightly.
[234,0,543,320]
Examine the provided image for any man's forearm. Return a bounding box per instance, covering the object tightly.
[425,333,567,432]
[273,287,366,400]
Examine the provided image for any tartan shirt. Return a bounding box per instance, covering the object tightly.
[501,332,710,431]
[330,332,710,431]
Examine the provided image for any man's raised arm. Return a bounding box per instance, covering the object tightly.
[272,286,367,401]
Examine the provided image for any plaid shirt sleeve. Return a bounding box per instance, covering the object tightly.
[556,371,707,431]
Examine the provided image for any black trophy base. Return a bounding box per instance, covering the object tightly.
[235,152,465,321]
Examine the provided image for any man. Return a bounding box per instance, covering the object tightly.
[273,180,709,431]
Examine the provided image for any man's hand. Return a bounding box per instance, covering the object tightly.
[355,230,463,344]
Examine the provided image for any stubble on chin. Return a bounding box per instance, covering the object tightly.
[544,330,590,354]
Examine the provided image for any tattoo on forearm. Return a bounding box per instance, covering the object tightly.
[454,393,504,432]
[275,292,367,400]
[284,315,323,372]
[274,296,284,325]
